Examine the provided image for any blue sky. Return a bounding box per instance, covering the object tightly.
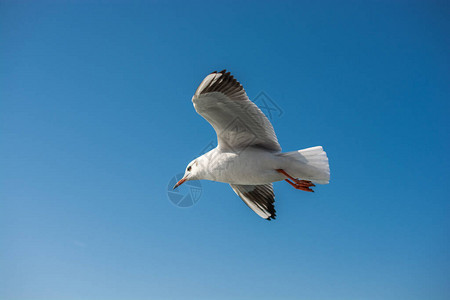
[1,1,449,299]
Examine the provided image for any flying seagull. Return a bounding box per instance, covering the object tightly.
[174,70,330,220]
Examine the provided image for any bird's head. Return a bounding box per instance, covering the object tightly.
[173,159,202,189]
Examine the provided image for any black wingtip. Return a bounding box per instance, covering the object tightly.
[210,69,227,74]
[266,214,277,221]
[197,69,244,97]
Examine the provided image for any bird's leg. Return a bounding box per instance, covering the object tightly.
[276,169,315,192]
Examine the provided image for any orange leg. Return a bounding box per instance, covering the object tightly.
[276,169,315,192]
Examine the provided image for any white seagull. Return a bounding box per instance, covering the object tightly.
[174,70,330,220]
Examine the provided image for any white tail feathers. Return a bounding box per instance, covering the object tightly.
[278,146,330,184]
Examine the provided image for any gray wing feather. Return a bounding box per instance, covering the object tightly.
[192,70,281,153]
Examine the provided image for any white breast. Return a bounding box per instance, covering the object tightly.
[199,147,284,185]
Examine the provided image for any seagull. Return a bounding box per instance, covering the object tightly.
[174,70,330,220]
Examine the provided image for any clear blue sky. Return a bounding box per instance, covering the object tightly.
[1,1,449,299]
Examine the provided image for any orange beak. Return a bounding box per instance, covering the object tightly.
[173,178,187,190]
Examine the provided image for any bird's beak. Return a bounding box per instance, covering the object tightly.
[173,177,187,190]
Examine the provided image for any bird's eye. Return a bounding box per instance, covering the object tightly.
[187,166,192,172]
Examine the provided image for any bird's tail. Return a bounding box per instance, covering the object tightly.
[277,146,330,184]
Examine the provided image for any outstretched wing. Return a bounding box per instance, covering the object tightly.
[230,183,276,220]
[192,70,281,153]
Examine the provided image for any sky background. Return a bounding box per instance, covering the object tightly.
[1,1,449,299]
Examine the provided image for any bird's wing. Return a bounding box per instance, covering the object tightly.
[192,70,281,153]
[230,183,276,220]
